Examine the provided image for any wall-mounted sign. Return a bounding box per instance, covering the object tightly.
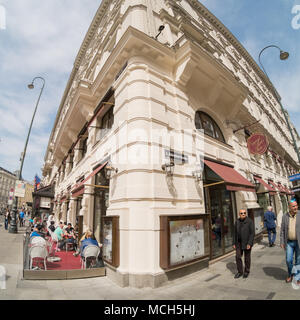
[289,173,300,182]
[40,197,51,208]
[247,133,269,155]
[165,149,188,164]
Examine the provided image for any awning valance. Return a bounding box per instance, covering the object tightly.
[204,160,255,192]
[71,161,108,196]
[253,176,276,195]
[276,182,286,194]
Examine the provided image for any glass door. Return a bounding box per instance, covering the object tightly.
[208,187,235,258]
[93,167,109,243]
[221,189,234,254]
[94,188,109,243]
[210,189,223,258]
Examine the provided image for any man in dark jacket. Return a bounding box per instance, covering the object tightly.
[264,206,277,247]
[233,209,254,279]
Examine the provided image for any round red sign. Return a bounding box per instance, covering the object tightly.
[247,133,269,155]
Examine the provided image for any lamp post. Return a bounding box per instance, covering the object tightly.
[258,45,300,164]
[9,76,45,233]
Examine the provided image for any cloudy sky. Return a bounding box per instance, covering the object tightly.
[0,0,299,183]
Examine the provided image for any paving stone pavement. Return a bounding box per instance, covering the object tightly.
[0,216,300,300]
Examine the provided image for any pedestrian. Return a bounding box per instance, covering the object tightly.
[232,209,254,279]
[280,200,300,284]
[4,208,10,230]
[264,206,277,247]
[19,209,25,227]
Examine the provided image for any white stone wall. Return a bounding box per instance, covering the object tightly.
[42,0,298,285]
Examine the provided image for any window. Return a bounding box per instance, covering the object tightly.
[81,137,88,159]
[195,111,225,143]
[68,153,74,173]
[96,107,114,141]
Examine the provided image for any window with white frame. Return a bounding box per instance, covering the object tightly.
[96,106,114,142]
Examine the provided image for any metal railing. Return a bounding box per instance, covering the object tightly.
[23,226,31,271]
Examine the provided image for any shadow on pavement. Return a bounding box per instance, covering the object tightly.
[263,267,287,280]
[226,262,236,274]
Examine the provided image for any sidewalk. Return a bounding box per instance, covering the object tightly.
[0,216,300,300]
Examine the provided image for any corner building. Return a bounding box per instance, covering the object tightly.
[43,0,299,287]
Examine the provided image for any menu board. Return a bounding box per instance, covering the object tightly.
[248,207,265,235]
[102,219,113,262]
[253,208,264,235]
[169,218,205,266]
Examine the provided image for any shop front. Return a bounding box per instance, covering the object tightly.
[290,173,300,202]
[93,164,109,243]
[203,159,256,260]
[253,176,277,215]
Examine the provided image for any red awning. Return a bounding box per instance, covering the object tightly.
[60,196,67,203]
[268,180,278,192]
[72,187,84,198]
[282,185,294,195]
[276,183,286,194]
[71,161,108,196]
[204,160,256,192]
[253,176,276,195]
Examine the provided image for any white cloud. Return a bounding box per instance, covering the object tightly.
[0,0,100,180]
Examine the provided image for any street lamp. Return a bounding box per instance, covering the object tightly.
[9,76,45,233]
[258,45,300,164]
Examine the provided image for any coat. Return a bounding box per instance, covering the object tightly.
[233,216,254,250]
[280,211,300,248]
[264,211,277,229]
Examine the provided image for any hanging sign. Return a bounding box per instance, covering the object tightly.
[14,180,25,197]
[247,133,269,155]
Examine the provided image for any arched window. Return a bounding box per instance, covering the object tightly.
[195,111,225,143]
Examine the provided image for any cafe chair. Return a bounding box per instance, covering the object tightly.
[30,236,47,247]
[29,245,48,270]
[50,232,59,253]
[65,240,74,252]
[80,245,100,269]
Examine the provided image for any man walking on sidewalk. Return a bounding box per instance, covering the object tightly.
[280,200,300,284]
[19,209,25,227]
[233,209,254,279]
[264,206,277,247]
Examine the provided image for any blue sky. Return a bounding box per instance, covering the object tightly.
[0,0,299,182]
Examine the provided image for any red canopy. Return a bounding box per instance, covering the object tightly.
[204,160,255,192]
[253,176,276,195]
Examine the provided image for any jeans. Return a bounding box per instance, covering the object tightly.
[4,219,8,230]
[286,240,300,277]
[267,228,276,245]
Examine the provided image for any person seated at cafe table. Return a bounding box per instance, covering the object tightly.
[47,220,56,235]
[30,224,45,238]
[63,223,77,251]
[53,222,65,251]
[80,230,103,258]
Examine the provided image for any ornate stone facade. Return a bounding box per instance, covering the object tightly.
[42,0,299,287]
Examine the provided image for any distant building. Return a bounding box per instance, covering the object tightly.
[43,0,299,287]
[0,167,17,210]
[17,182,34,212]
